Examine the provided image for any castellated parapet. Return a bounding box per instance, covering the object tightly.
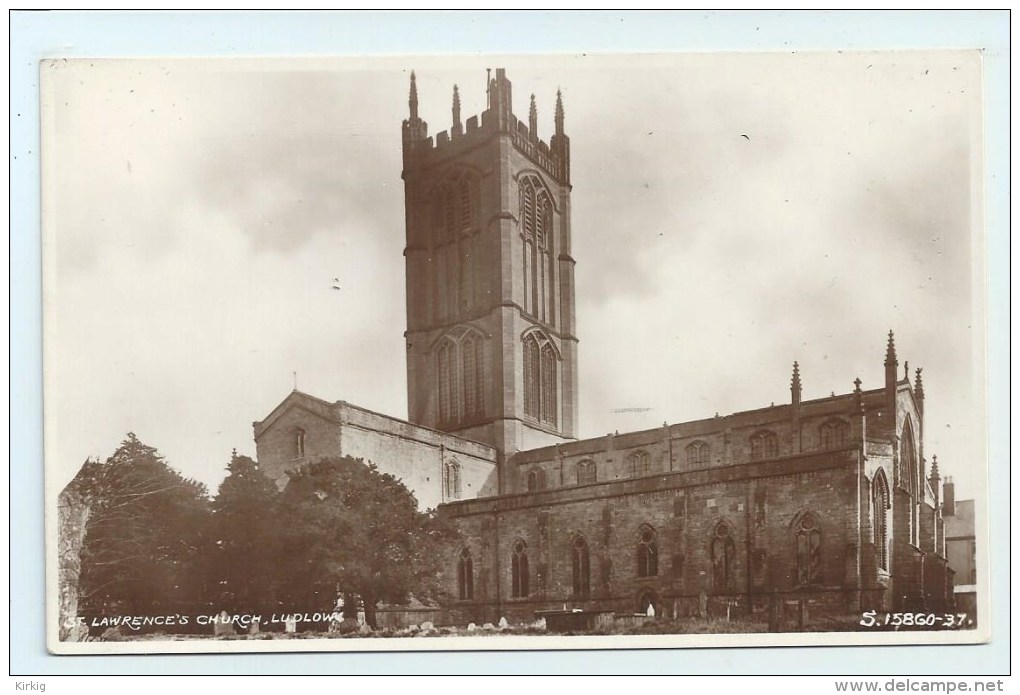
[402,68,570,184]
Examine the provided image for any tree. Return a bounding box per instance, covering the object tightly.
[275,456,456,628]
[210,451,280,613]
[78,433,212,620]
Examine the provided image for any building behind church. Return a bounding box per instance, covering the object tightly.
[252,68,958,628]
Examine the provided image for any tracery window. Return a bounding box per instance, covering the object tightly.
[457,548,474,600]
[526,467,546,492]
[575,459,597,486]
[750,430,779,460]
[571,535,591,597]
[444,459,462,500]
[628,450,651,478]
[511,539,529,598]
[522,331,558,426]
[686,441,709,468]
[900,421,920,546]
[820,419,849,449]
[520,175,555,323]
[872,470,890,571]
[461,333,483,419]
[431,170,480,320]
[795,513,822,585]
[436,329,485,427]
[711,522,736,592]
[636,524,658,578]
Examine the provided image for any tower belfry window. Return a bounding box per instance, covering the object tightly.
[436,328,486,427]
[522,331,558,427]
[520,175,555,324]
[438,340,458,424]
[431,170,480,321]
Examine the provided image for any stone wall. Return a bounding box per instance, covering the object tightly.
[254,391,498,509]
[440,448,867,624]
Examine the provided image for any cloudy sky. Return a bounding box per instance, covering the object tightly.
[43,52,984,501]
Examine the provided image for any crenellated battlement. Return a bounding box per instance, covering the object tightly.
[402,68,570,184]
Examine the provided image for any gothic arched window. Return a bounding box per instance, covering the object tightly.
[432,170,480,320]
[520,175,555,323]
[686,441,709,468]
[711,522,736,592]
[294,428,305,459]
[540,343,557,426]
[872,470,890,571]
[444,459,462,500]
[526,467,546,492]
[437,339,458,424]
[457,547,474,600]
[436,329,486,427]
[820,419,849,449]
[461,332,484,419]
[750,430,779,460]
[900,420,920,546]
[571,535,591,597]
[575,459,597,486]
[522,331,558,427]
[511,539,529,598]
[795,513,822,586]
[628,450,651,478]
[636,524,658,578]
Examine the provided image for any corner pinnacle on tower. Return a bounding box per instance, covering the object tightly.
[555,88,564,135]
[409,70,419,120]
[529,93,538,141]
[452,84,461,131]
[551,88,570,182]
[790,361,802,406]
[401,70,428,154]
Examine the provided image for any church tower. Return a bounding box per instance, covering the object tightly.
[401,69,578,492]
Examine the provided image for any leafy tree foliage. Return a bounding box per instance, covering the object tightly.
[210,451,280,612]
[78,433,212,619]
[70,442,456,633]
[276,456,457,627]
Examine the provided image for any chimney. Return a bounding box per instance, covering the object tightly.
[942,476,956,517]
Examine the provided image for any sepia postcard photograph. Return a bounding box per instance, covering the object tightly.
[41,46,992,658]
